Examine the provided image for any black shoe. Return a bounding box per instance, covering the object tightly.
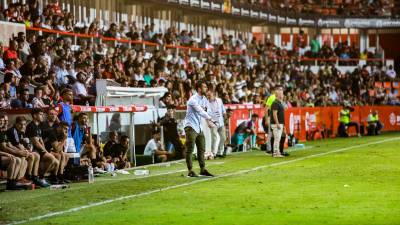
[282,152,290,157]
[216,154,225,158]
[187,171,199,178]
[62,178,71,184]
[58,175,71,184]
[48,176,60,185]
[200,169,214,177]
[6,181,25,190]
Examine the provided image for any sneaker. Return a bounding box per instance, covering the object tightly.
[282,152,290,157]
[200,169,214,177]
[273,153,284,158]
[216,154,226,158]
[187,171,199,178]
[34,178,51,188]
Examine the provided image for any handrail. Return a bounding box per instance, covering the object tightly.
[25,26,391,63]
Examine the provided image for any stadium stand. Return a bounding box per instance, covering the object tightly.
[0,1,398,109]
[0,0,399,190]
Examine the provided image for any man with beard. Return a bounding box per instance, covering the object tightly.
[184,81,216,177]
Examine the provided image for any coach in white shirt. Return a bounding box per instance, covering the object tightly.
[184,81,216,177]
[207,90,226,158]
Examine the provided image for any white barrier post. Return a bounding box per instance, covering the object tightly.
[130,112,137,167]
[95,112,100,144]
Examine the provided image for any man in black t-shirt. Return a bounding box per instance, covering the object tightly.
[107,135,131,169]
[103,131,118,158]
[270,86,286,158]
[44,121,70,183]
[0,114,30,190]
[26,108,60,184]
[6,116,50,187]
[41,108,60,139]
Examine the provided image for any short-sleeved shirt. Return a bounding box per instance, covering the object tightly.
[26,122,45,153]
[44,128,65,152]
[26,122,42,139]
[270,100,285,125]
[59,102,73,137]
[103,140,117,158]
[0,131,8,144]
[40,122,58,139]
[109,144,127,159]
[143,139,159,156]
[234,120,254,134]
[6,127,29,149]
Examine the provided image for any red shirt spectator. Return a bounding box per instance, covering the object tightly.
[48,0,62,15]
[3,40,18,60]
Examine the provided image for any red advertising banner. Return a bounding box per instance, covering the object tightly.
[228,106,400,142]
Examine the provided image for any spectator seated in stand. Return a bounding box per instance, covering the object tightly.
[10,89,32,109]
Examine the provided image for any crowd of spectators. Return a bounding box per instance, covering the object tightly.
[0,0,398,111]
[0,26,398,112]
[240,0,397,17]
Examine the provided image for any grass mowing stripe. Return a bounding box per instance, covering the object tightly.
[8,136,400,225]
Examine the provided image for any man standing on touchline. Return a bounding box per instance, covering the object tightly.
[270,85,286,158]
[184,81,216,177]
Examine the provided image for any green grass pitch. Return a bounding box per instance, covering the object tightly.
[1,132,400,225]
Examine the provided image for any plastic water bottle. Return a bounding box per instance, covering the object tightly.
[88,166,94,183]
[85,101,90,106]
[50,184,69,190]
[134,169,150,176]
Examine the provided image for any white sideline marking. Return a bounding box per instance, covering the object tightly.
[98,169,187,181]
[8,137,400,225]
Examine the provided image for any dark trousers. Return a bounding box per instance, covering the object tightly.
[338,122,359,137]
[367,121,383,135]
[185,127,206,171]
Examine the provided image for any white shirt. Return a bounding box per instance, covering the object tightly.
[32,97,46,108]
[184,93,212,133]
[208,97,226,128]
[72,82,88,97]
[55,67,69,86]
[386,69,396,79]
[329,90,338,103]
[143,139,160,156]
[0,58,4,70]
[134,74,144,81]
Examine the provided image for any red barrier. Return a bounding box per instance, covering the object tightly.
[228,105,400,142]
[71,105,147,113]
[24,26,392,63]
[176,104,400,141]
